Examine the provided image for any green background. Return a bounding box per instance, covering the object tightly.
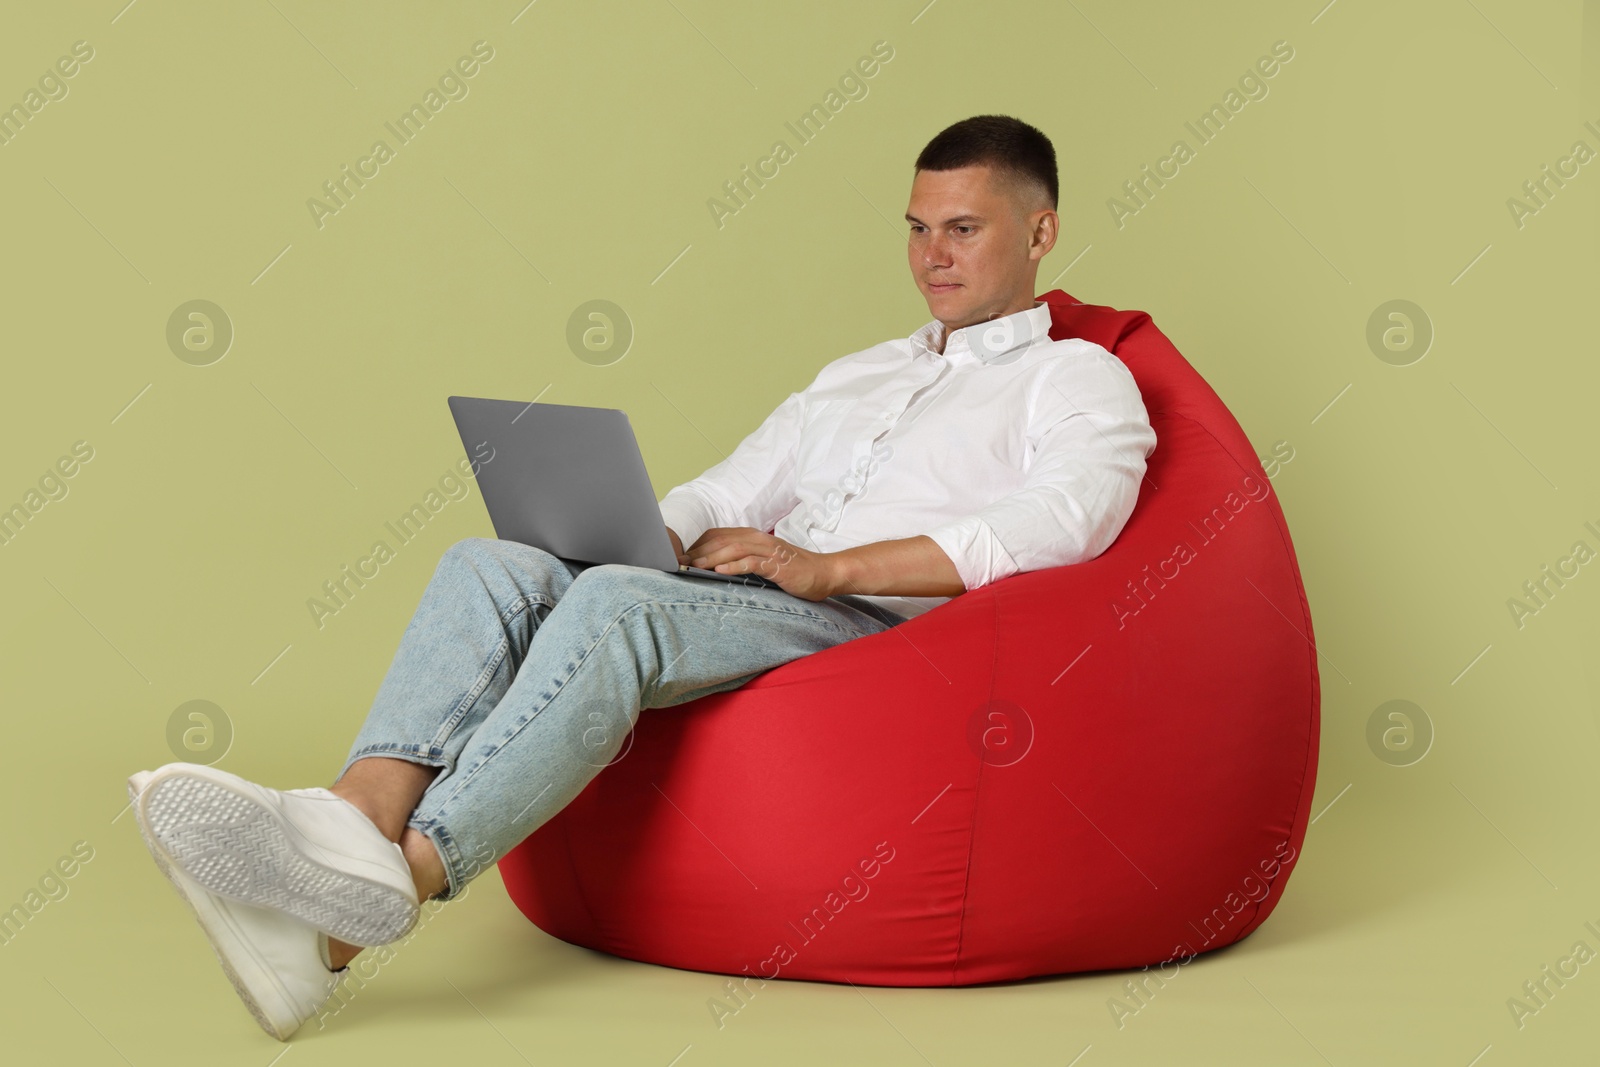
[2,0,1597,1063]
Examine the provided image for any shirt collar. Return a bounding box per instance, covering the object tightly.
[909,300,1052,366]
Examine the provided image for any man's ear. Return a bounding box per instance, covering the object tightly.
[1029,209,1058,261]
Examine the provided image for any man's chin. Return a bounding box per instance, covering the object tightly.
[923,285,966,313]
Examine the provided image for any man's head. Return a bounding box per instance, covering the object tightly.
[906,115,1059,343]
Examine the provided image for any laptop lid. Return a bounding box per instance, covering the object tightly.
[447,395,678,571]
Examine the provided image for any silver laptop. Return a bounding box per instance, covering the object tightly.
[447,395,786,591]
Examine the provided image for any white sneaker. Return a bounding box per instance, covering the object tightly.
[135,762,419,947]
[128,770,346,1041]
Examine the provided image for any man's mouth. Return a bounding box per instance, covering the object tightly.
[928,280,960,291]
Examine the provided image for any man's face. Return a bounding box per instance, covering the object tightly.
[905,164,1057,341]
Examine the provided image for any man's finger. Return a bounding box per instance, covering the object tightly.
[693,535,776,568]
[687,529,745,557]
[703,548,762,571]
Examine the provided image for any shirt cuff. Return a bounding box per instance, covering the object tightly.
[923,515,1021,592]
[658,487,719,552]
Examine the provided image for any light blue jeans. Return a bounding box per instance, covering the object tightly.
[338,537,908,900]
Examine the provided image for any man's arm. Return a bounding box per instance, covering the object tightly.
[676,525,963,601]
[826,534,964,598]
[684,347,1155,602]
[920,349,1155,592]
[672,346,1152,604]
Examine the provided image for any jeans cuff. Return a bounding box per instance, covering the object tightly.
[336,744,451,786]
[405,814,473,902]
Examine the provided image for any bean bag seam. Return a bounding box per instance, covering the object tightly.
[949,574,1001,982]
[558,802,603,939]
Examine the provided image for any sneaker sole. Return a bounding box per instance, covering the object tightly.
[128,778,300,1040]
[141,771,417,947]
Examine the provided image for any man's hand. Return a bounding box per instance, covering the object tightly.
[683,526,839,601]
[667,526,689,566]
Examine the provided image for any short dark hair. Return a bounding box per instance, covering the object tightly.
[914,114,1058,211]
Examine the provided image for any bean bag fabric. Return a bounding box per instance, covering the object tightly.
[497,289,1320,985]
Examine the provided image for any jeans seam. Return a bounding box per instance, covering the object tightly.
[664,594,847,634]
[500,591,555,629]
[429,593,554,750]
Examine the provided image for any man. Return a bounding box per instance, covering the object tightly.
[127,114,1156,1039]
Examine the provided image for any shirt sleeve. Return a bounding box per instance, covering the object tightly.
[922,349,1156,592]
[657,390,805,551]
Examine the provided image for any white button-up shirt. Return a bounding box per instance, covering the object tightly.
[657,300,1157,620]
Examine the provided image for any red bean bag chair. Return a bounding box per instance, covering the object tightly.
[498,289,1320,985]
